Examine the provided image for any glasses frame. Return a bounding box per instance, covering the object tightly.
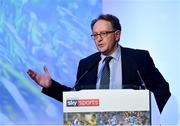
[91,30,116,40]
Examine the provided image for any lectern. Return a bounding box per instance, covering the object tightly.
[63,89,160,125]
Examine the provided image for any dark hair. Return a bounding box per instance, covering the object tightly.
[91,14,121,31]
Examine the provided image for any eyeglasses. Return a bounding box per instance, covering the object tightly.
[91,30,116,40]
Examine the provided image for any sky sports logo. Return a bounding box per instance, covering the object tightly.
[66,99,99,107]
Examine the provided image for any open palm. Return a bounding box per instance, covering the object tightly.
[27,66,52,88]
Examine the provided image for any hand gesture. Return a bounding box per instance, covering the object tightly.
[27,66,52,88]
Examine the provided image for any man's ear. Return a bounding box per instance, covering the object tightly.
[115,30,121,41]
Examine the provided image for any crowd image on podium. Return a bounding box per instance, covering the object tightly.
[64,111,149,125]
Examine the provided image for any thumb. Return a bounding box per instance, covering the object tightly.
[44,65,49,74]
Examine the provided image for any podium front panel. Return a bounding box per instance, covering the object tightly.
[63,89,159,125]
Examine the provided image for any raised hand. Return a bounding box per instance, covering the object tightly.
[27,66,52,88]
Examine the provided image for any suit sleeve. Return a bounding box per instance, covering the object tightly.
[136,50,171,113]
[42,79,72,102]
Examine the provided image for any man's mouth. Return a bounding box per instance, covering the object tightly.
[98,44,104,48]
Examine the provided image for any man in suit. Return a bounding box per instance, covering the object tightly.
[27,14,171,113]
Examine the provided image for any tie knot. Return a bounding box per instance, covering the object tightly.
[103,56,113,64]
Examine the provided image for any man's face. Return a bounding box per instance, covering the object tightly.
[92,20,120,56]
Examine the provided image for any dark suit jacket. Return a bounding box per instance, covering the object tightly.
[42,46,171,113]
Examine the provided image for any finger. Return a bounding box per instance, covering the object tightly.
[27,69,35,75]
[44,66,49,74]
[27,69,37,78]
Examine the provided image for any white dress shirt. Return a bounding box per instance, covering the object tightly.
[96,45,122,89]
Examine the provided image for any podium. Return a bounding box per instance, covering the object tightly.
[63,89,160,125]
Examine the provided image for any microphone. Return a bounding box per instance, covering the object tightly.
[137,70,147,89]
[72,56,101,91]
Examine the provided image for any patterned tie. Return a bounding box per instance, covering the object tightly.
[100,56,113,89]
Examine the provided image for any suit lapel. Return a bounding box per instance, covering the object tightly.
[121,47,140,88]
[121,47,131,84]
[78,53,101,90]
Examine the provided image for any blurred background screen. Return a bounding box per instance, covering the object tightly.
[0,0,101,124]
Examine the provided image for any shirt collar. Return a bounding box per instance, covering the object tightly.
[101,44,121,62]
